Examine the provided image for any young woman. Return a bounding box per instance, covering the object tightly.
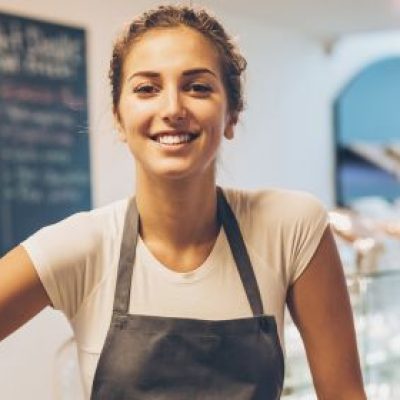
[0,5,367,400]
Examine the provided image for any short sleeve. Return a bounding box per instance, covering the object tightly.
[21,211,103,319]
[286,193,329,285]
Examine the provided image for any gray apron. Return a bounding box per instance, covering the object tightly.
[91,187,284,399]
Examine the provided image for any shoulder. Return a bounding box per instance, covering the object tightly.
[221,186,329,286]
[84,197,130,240]
[20,197,130,318]
[24,197,130,256]
[20,197,130,287]
[221,186,327,227]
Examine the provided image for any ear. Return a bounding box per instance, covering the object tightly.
[224,113,238,140]
[114,112,127,143]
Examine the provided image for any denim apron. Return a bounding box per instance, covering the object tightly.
[91,187,284,399]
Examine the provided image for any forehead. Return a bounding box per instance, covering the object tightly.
[123,26,222,77]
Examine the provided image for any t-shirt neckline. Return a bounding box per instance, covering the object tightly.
[136,227,225,284]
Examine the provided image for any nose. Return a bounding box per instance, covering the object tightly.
[160,86,187,124]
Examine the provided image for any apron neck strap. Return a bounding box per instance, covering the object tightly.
[112,196,139,314]
[216,187,264,316]
[113,187,264,316]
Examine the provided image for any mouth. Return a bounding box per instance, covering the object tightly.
[150,131,200,146]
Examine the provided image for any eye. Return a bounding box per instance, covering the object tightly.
[186,82,212,95]
[133,84,159,96]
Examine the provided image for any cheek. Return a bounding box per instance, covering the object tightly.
[197,101,227,128]
[119,99,155,132]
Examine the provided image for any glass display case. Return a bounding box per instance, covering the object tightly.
[350,269,400,399]
[282,269,400,400]
[282,206,400,399]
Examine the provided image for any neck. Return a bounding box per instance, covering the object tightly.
[135,169,220,251]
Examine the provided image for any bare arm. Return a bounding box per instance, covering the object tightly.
[287,227,367,400]
[0,245,51,341]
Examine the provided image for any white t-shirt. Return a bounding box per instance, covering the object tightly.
[22,187,329,398]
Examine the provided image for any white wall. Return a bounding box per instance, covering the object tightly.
[0,1,333,399]
[215,16,333,203]
[330,30,400,99]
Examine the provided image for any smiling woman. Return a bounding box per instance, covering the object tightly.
[115,25,233,182]
[0,4,367,400]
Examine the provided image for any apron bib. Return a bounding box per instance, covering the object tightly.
[91,187,284,399]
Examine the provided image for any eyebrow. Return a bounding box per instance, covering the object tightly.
[128,68,217,81]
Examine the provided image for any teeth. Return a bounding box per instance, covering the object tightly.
[157,134,193,145]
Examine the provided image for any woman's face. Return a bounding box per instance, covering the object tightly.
[116,26,235,182]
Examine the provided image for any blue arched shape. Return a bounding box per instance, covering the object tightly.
[335,57,400,206]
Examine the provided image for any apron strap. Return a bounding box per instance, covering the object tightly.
[216,187,264,316]
[113,197,139,314]
[113,187,265,316]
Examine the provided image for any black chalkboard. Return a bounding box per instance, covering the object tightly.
[0,12,91,254]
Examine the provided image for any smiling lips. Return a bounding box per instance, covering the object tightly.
[150,131,199,145]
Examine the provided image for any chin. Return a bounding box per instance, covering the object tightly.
[138,159,216,183]
[147,166,214,183]
[154,169,198,181]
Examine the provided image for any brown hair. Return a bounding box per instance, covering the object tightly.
[109,4,247,118]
